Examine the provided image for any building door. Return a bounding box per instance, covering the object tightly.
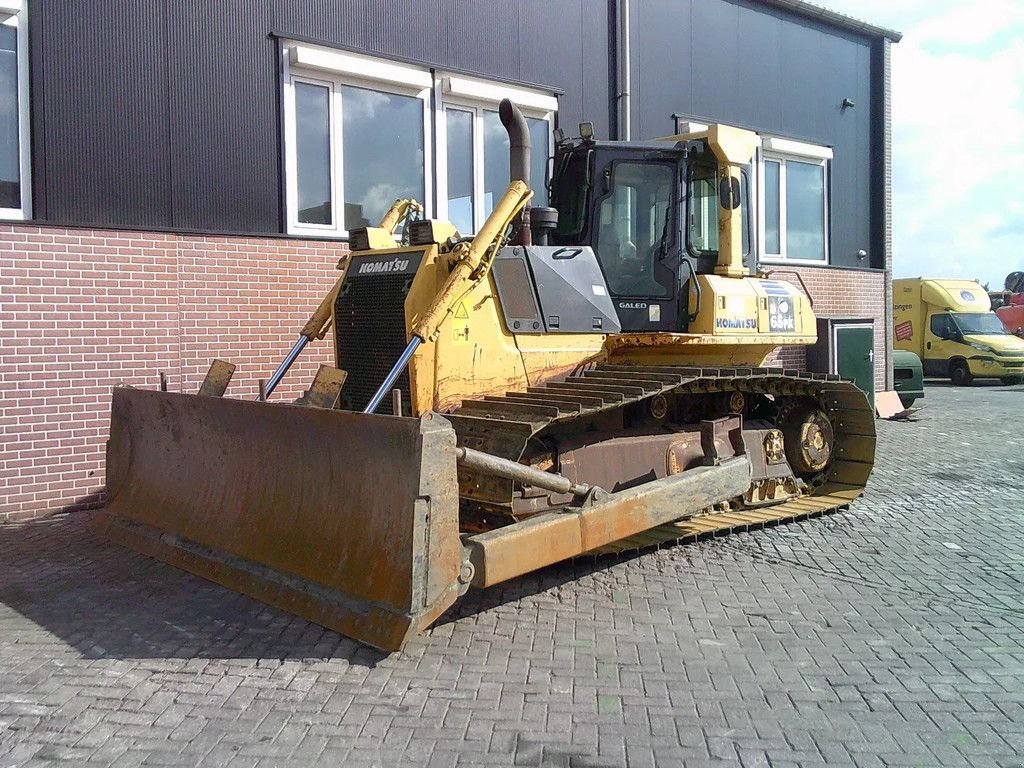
[835,324,875,403]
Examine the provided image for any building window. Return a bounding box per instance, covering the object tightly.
[283,44,432,236]
[444,107,474,236]
[437,75,557,235]
[282,44,557,239]
[0,1,30,220]
[758,137,832,263]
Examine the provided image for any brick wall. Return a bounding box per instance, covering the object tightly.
[763,265,888,392]
[2,224,889,523]
[1,225,346,523]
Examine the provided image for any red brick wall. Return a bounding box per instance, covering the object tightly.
[1,224,888,522]
[1,225,346,522]
[762,266,888,393]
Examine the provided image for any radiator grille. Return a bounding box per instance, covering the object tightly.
[334,252,424,414]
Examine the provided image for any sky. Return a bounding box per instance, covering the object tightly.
[817,0,1024,290]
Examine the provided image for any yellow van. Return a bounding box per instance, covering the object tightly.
[893,278,1024,385]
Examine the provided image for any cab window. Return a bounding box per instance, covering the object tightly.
[952,312,1007,335]
[593,162,674,297]
[552,150,589,239]
[688,165,750,256]
[930,314,955,339]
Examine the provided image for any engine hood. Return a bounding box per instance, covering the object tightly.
[964,333,1024,352]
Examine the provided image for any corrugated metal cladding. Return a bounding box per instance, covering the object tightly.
[165,1,280,233]
[31,0,609,234]
[33,0,172,228]
[33,0,280,232]
[630,0,878,269]
[269,0,609,143]
[31,0,879,262]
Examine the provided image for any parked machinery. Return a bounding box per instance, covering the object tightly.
[96,101,875,652]
[894,277,1024,385]
[995,271,1024,338]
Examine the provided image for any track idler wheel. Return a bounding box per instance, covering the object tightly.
[781,402,834,476]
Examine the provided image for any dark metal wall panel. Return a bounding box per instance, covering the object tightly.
[271,0,442,63]
[360,0,443,63]
[631,0,877,269]
[30,0,874,254]
[690,1,742,128]
[270,1,608,151]
[579,0,611,139]
[735,5,782,129]
[272,0,521,81]
[439,0,520,78]
[631,0,691,140]
[271,1,363,52]
[31,0,609,233]
[166,0,280,232]
[777,21,828,136]
[520,0,580,118]
[868,39,885,271]
[271,0,606,124]
[36,0,172,228]
[27,3,47,220]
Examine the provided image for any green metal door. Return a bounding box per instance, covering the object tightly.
[835,324,875,404]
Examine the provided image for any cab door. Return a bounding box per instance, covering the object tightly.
[588,155,683,332]
[925,312,962,376]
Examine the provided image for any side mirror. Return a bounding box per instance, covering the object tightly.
[1017,326,1023,338]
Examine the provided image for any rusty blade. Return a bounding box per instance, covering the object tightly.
[96,387,463,652]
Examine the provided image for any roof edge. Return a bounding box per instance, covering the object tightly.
[757,0,903,42]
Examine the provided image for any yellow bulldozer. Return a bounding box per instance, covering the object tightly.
[96,100,875,652]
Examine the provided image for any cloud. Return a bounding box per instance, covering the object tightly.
[912,1,1024,49]
[817,1,1024,285]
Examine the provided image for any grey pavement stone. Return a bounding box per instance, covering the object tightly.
[2,383,1024,766]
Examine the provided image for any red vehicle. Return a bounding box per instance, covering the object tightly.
[995,272,1024,337]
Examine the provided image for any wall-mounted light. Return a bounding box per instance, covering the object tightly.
[841,98,856,111]
[857,249,868,261]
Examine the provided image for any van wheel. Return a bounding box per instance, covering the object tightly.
[1001,376,1023,386]
[950,360,972,386]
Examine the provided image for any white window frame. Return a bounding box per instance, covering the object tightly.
[434,73,557,234]
[281,42,433,238]
[0,0,31,221]
[757,137,832,265]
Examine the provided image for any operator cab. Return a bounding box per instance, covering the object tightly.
[550,136,752,333]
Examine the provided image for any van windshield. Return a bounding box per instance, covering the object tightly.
[952,313,1007,335]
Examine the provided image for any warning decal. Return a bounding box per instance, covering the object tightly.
[452,301,470,344]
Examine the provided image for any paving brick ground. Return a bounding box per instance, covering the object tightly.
[2,382,1023,767]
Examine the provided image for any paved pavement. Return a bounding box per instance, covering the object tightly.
[2,383,1024,767]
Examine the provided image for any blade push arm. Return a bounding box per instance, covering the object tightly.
[411,181,531,343]
[363,181,532,413]
[264,198,424,398]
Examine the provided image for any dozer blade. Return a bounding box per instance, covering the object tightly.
[95,387,463,652]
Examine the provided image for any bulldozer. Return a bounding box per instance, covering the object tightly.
[95,100,875,652]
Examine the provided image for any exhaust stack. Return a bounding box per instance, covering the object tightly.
[498,98,532,245]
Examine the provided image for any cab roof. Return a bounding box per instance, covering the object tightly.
[919,279,990,313]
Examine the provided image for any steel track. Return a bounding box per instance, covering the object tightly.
[448,365,876,552]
